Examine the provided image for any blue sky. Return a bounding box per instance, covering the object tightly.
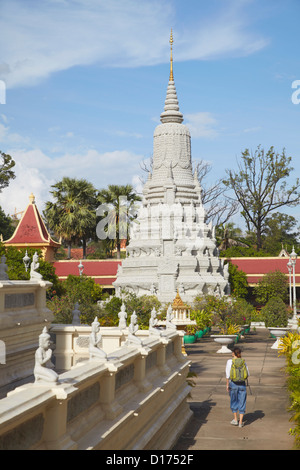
[0,0,300,230]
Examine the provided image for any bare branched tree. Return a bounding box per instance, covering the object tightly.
[139,157,238,227]
[194,160,239,226]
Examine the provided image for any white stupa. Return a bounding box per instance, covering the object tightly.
[114,31,230,304]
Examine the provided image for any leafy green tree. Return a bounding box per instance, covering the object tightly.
[0,244,62,297]
[0,206,14,239]
[230,298,255,325]
[0,151,15,192]
[262,212,300,255]
[227,262,249,299]
[220,245,271,257]
[61,274,102,303]
[47,274,102,324]
[44,177,98,258]
[216,223,248,251]
[97,293,161,329]
[254,270,288,304]
[223,146,300,250]
[124,293,161,329]
[261,297,289,327]
[97,184,141,259]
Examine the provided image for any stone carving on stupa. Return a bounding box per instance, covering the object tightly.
[114,30,230,303]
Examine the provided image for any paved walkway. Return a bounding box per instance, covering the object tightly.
[174,329,294,450]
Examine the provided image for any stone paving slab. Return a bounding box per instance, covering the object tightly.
[174,329,294,451]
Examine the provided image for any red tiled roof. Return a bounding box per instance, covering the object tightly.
[228,257,300,286]
[53,259,122,287]
[53,256,300,289]
[5,194,60,247]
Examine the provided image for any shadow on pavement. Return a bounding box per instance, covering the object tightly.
[173,399,216,450]
[244,409,265,425]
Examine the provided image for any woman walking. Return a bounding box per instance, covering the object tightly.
[226,346,249,427]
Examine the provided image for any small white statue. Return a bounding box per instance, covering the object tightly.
[118,303,127,329]
[149,307,161,336]
[30,252,43,280]
[89,317,107,360]
[34,327,58,384]
[0,255,9,280]
[72,302,81,325]
[150,283,157,295]
[127,311,142,345]
[166,305,176,330]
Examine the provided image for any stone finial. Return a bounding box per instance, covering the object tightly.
[160,31,183,124]
[169,28,174,81]
[29,193,35,204]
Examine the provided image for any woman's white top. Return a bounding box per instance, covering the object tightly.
[226,359,250,379]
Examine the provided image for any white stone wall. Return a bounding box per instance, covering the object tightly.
[0,331,192,450]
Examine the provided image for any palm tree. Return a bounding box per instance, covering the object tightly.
[97,184,141,259]
[44,177,98,259]
[216,223,248,251]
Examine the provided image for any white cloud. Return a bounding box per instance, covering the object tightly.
[243,126,262,133]
[0,146,145,216]
[185,112,218,139]
[0,0,269,89]
[0,122,30,145]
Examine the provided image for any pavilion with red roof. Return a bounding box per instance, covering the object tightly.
[3,193,61,262]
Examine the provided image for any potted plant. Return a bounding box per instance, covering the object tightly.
[261,297,290,349]
[250,309,265,329]
[211,321,240,353]
[190,309,212,339]
[183,324,197,344]
[230,298,254,333]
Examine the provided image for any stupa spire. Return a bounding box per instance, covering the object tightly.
[169,28,174,81]
[160,30,183,124]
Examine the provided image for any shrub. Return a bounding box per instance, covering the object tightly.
[254,270,288,304]
[190,309,212,330]
[185,325,197,335]
[0,244,62,297]
[261,297,289,327]
[278,332,300,449]
[98,293,162,329]
[47,274,102,325]
[230,298,255,325]
[193,294,235,332]
[227,262,249,299]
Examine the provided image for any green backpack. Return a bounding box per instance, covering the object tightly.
[230,358,248,382]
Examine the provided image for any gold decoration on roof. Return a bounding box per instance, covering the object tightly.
[169,28,174,81]
[172,290,190,309]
